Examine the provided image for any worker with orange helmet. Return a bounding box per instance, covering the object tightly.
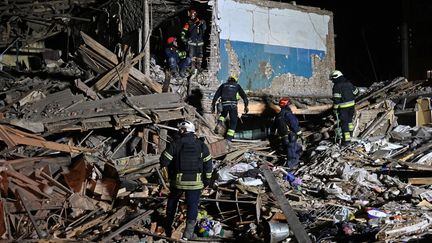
[272,97,302,169]
[164,36,191,78]
[181,9,207,71]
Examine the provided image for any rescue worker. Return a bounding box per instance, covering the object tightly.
[211,75,249,142]
[330,70,359,145]
[160,120,212,240]
[181,9,207,71]
[272,98,302,169]
[164,37,191,78]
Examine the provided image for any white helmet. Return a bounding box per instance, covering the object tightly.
[178,120,195,133]
[330,70,343,80]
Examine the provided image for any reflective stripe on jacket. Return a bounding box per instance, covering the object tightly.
[160,133,212,190]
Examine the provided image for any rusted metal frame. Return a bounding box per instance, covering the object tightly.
[101,209,154,242]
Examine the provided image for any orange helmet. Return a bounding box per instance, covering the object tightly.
[167,37,176,45]
[279,97,290,107]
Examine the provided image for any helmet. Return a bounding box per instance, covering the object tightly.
[178,120,195,133]
[330,70,343,80]
[279,97,290,107]
[167,37,176,45]
[189,9,197,18]
[228,75,238,82]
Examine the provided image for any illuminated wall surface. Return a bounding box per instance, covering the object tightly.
[216,0,331,91]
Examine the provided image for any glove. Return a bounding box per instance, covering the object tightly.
[244,106,249,114]
[292,177,303,190]
[211,104,215,114]
[203,178,210,188]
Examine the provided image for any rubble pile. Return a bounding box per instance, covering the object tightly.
[0,3,432,242]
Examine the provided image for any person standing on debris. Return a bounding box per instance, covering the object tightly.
[160,120,212,240]
[330,70,359,145]
[181,9,206,71]
[211,75,249,142]
[272,97,302,169]
[164,37,191,78]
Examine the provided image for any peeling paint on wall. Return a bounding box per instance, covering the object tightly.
[224,40,241,79]
[214,0,335,97]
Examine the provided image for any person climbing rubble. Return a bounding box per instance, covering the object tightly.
[211,75,249,142]
[271,97,302,169]
[164,36,191,78]
[330,70,359,146]
[181,9,207,72]
[159,120,213,240]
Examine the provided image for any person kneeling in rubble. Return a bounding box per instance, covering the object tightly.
[160,120,213,240]
[272,97,303,169]
[164,37,191,78]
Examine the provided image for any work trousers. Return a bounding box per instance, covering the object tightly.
[338,106,355,142]
[165,187,201,231]
[218,103,238,141]
[188,44,203,59]
[282,133,301,169]
[167,57,191,74]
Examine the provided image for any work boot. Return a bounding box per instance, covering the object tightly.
[341,141,350,147]
[182,219,197,240]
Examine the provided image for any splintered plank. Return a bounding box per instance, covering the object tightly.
[80,31,162,93]
[101,209,154,242]
[0,125,93,153]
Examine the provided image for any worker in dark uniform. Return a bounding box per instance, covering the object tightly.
[164,37,191,78]
[330,70,359,145]
[272,98,302,169]
[211,75,249,142]
[160,120,212,240]
[181,9,207,71]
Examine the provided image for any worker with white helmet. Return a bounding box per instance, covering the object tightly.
[160,120,212,240]
[330,70,359,145]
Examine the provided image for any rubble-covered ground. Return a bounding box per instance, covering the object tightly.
[1,1,432,241]
[1,33,432,242]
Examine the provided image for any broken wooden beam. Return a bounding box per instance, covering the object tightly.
[101,209,154,242]
[261,167,312,243]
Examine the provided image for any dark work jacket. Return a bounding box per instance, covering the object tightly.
[212,81,248,106]
[272,106,300,137]
[181,19,207,45]
[332,76,359,109]
[164,47,187,63]
[160,133,212,190]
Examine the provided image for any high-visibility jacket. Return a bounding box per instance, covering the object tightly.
[164,47,187,63]
[181,18,207,46]
[160,133,212,190]
[212,81,249,107]
[332,76,359,109]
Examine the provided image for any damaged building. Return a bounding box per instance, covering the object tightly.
[0,0,431,242]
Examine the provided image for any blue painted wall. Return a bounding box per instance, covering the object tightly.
[218,39,326,91]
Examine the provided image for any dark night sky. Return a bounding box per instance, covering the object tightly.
[280,0,432,86]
